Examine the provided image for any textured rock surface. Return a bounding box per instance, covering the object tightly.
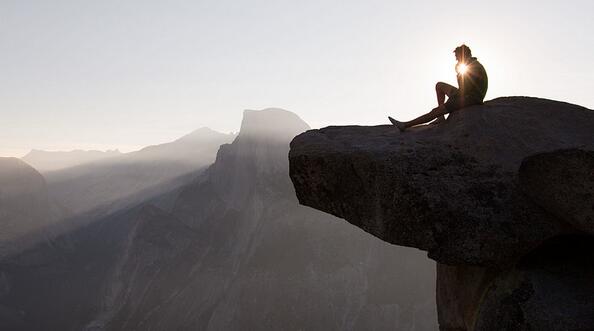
[437,235,594,331]
[474,235,594,331]
[289,97,594,267]
[520,149,594,235]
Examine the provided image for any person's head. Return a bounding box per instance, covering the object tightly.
[454,44,472,63]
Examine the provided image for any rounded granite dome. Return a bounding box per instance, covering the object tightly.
[239,108,310,142]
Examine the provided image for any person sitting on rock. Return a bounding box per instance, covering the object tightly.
[389,44,488,132]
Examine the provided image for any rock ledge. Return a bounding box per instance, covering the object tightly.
[289,97,594,267]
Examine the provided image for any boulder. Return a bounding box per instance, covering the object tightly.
[520,149,594,235]
[289,97,594,267]
[290,97,594,330]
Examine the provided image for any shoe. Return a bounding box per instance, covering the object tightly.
[388,116,406,132]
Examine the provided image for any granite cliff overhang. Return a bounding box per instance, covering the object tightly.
[289,97,594,267]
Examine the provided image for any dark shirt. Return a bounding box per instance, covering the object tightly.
[457,57,488,102]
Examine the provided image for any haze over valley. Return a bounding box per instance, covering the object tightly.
[0,109,437,330]
[2,1,592,330]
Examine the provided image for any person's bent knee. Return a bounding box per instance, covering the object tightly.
[435,82,446,91]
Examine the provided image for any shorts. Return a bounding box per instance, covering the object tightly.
[444,93,483,113]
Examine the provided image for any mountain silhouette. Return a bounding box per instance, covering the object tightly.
[43,127,235,216]
[22,149,122,173]
[0,109,436,331]
[0,158,65,258]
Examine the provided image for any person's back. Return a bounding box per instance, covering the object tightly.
[458,57,488,103]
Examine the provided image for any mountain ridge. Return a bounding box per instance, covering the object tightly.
[42,126,235,216]
[22,149,122,173]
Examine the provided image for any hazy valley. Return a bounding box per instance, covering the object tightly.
[0,109,437,331]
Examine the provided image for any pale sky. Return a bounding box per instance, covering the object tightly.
[1,0,593,157]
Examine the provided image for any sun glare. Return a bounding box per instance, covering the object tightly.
[457,63,468,74]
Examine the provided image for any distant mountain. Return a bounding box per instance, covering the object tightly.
[22,149,122,172]
[131,127,235,163]
[0,109,436,331]
[0,158,64,258]
[151,109,435,330]
[44,127,235,216]
[238,108,310,140]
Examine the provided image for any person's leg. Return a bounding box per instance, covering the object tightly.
[389,105,448,132]
[436,82,458,105]
[434,82,458,123]
[388,82,457,132]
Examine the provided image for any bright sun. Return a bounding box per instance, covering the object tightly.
[457,63,468,74]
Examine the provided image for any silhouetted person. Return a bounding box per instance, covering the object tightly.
[389,44,488,131]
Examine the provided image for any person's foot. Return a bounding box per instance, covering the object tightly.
[388,116,406,132]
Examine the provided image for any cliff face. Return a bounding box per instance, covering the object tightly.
[290,97,593,267]
[288,97,594,330]
[519,149,594,235]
